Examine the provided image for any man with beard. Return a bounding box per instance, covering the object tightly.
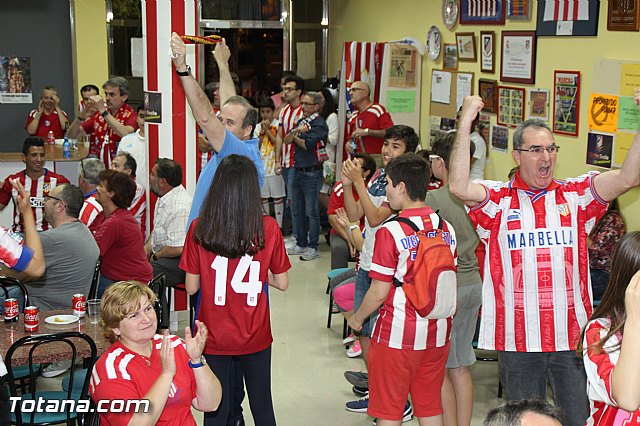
[145,158,192,287]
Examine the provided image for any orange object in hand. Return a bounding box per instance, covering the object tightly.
[180,35,222,45]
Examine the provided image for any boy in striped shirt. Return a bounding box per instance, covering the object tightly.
[349,154,457,424]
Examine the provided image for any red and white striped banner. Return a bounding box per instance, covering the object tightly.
[468,0,498,17]
[543,0,589,21]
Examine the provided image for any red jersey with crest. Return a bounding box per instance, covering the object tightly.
[90,334,197,426]
[369,207,457,350]
[582,317,640,425]
[79,191,104,232]
[0,169,70,232]
[180,216,291,355]
[25,109,69,138]
[347,103,394,154]
[278,103,303,168]
[81,104,138,167]
[469,171,608,352]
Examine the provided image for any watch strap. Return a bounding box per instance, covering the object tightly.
[101,110,109,118]
[176,65,191,77]
[188,356,206,368]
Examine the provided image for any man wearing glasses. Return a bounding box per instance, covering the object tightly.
[449,94,640,426]
[0,137,70,232]
[78,157,106,232]
[346,81,394,166]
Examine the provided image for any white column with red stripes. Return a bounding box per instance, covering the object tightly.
[143,0,197,321]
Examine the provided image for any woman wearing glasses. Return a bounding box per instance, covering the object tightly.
[93,169,152,297]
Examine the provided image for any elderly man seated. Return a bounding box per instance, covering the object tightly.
[78,157,106,231]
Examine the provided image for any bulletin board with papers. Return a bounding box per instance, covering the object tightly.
[429,69,474,119]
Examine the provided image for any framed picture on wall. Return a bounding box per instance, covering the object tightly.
[497,85,525,127]
[460,0,506,25]
[479,78,498,113]
[443,43,458,70]
[480,31,495,73]
[507,0,532,20]
[500,31,536,84]
[553,70,581,136]
[528,88,549,121]
[608,0,640,31]
[456,32,477,61]
[536,0,599,36]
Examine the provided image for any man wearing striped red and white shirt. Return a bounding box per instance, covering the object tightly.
[349,154,456,423]
[0,137,70,232]
[450,94,640,426]
[78,157,106,232]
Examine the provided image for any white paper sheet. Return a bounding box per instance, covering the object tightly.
[431,70,451,104]
[456,73,473,112]
[131,37,144,77]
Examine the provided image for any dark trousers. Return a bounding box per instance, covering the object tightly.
[330,233,350,270]
[204,347,275,426]
[151,256,186,288]
[498,350,589,426]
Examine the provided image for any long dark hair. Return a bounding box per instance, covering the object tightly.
[194,155,265,258]
[319,88,336,119]
[577,231,640,354]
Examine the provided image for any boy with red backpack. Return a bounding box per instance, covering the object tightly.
[348,153,458,425]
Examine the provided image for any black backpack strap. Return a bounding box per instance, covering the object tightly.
[389,216,420,232]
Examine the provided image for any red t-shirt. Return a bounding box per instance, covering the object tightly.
[327,180,363,235]
[25,109,69,138]
[90,335,197,426]
[347,103,394,154]
[180,216,291,355]
[92,208,153,282]
[0,169,70,232]
[82,104,138,167]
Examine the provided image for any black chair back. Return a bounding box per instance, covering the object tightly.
[5,331,98,426]
[0,276,29,311]
[148,273,169,330]
[88,259,101,300]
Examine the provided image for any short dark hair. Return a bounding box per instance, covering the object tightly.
[154,158,183,187]
[80,84,99,95]
[483,399,565,426]
[385,153,430,202]
[431,131,475,170]
[385,125,420,154]
[281,70,296,80]
[283,74,304,92]
[195,155,264,258]
[98,170,136,209]
[116,151,137,177]
[354,152,377,181]
[22,137,44,155]
[57,184,84,219]
[259,97,275,110]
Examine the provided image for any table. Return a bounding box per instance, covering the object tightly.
[0,143,89,162]
[0,309,111,366]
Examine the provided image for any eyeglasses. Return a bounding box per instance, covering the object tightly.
[514,145,560,155]
[282,86,298,92]
[428,154,441,162]
[349,87,365,93]
[44,194,64,203]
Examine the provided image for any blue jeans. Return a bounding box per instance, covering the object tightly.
[291,168,322,249]
[498,350,589,426]
[97,274,117,299]
[590,268,609,301]
[281,167,295,238]
[353,268,379,337]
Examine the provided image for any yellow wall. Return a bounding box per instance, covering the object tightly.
[329,0,640,231]
[73,0,109,101]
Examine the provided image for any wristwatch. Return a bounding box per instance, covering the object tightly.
[175,65,191,77]
[101,110,109,118]
[188,355,207,369]
[364,128,369,135]
[349,224,360,231]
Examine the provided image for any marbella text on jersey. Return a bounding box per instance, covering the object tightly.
[507,227,574,250]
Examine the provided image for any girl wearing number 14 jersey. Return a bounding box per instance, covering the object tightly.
[180,155,291,426]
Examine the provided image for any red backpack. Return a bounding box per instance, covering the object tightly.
[391,215,457,319]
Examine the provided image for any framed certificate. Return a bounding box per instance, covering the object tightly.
[480,31,495,73]
[500,31,536,84]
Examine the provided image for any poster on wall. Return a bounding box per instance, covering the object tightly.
[388,45,417,88]
[0,56,32,104]
[144,92,162,124]
[497,86,525,127]
[553,70,580,136]
[536,0,600,36]
[588,93,618,133]
[528,89,549,121]
[492,124,509,152]
[586,131,614,169]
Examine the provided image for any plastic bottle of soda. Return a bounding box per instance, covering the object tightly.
[63,136,71,158]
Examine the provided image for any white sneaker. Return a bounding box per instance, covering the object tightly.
[286,245,306,255]
[284,236,297,250]
[300,248,320,261]
[42,360,72,378]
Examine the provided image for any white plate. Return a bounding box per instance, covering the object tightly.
[45,315,79,325]
[427,26,442,61]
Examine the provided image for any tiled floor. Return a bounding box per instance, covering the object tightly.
[190,242,505,426]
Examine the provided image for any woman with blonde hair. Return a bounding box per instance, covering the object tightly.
[90,280,221,425]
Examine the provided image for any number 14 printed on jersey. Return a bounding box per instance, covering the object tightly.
[211,255,262,306]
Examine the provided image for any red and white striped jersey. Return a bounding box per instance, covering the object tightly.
[278,103,303,168]
[90,334,197,426]
[129,181,147,239]
[79,192,104,232]
[0,169,70,232]
[0,226,32,271]
[543,0,589,22]
[469,171,608,352]
[347,103,394,154]
[582,317,640,425]
[369,207,456,350]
